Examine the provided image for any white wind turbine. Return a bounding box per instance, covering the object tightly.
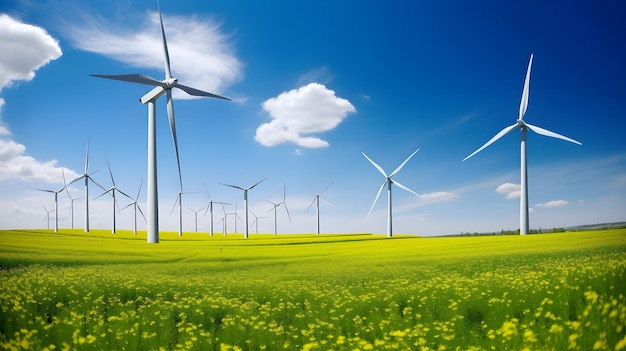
[42,204,55,230]
[463,54,581,235]
[188,207,205,233]
[62,169,83,230]
[249,210,267,234]
[220,178,267,239]
[225,203,242,234]
[204,190,229,237]
[95,162,132,233]
[91,2,230,243]
[170,190,196,237]
[362,148,421,237]
[266,185,291,236]
[69,142,105,232]
[305,183,332,235]
[121,179,147,235]
[37,170,66,233]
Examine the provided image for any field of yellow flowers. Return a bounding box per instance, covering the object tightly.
[1,229,625,350]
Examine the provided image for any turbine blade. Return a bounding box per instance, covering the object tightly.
[84,141,89,174]
[107,161,115,187]
[367,180,387,217]
[390,148,420,177]
[166,90,183,189]
[94,189,111,200]
[305,197,316,213]
[519,53,534,120]
[117,189,133,200]
[362,152,388,177]
[176,83,231,100]
[463,123,519,161]
[525,123,582,145]
[284,202,292,223]
[319,182,333,195]
[89,176,107,191]
[157,1,173,80]
[248,177,268,190]
[170,193,181,216]
[220,183,245,191]
[137,205,147,223]
[393,180,421,197]
[120,202,134,211]
[37,189,55,193]
[136,179,143,200]
[90,74,163,87]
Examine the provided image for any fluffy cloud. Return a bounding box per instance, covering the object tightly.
[496,183,521,199]
[0,137,78,182]
[420,191,458,204]
[536,200,569,208]
[64,11,241,98]
[0,14,62,89]
[255,83,356,148]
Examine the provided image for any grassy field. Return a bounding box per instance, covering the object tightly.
[0,229,625,350]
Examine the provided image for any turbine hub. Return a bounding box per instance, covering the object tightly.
[164,77,178,88]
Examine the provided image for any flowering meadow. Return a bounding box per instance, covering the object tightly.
[0,229,625,350]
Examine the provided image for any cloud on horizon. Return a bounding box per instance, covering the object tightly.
[255,83,356,148]
[64,10,242,99]
[536,200,569,208]
[496,182,521,199]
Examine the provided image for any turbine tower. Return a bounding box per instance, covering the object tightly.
[121,179,147,235]
[305,183,332,235]
[37,170,66,233]
[362,148,421,237]
[463,54,581,235]
[42,204,55,231]
[95,162,132,233]
[220,178,267,239]
[188,207,205,232]
[204,190,228,237]
[266,185,291,236]
[69,142,105,232]
[63,169,83,230]
[91,2,230,243]
[171,190,195,237]
[249,210,267,234]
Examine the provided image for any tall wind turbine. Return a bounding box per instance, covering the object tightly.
[362,148,421,237]
[69,142,105,232]
[188,207,205,232]
[220,177,267,239]
[121,179,147,235]
[204,190,228,237]
[463,54,581,235]
[42,204,55,230]
[170,190,195,237]
[62,169,83,230]
[266,185,291,236]
[305,183,332,235]
[95,162,132,233]
[91,2,230,243]
[37,171,66,233]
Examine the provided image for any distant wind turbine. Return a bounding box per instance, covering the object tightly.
[250,210,267,234]
[203,190,228,237]
[362,148,421,237]
[305,183,332,235]
[220,177,267,239]
[267,185,291,236]
[42,204,55,230]
[463,54,581,235]
[62,169,83,230]
[225,203,242,234]
[188,207,205,233]
[95,162,132,233]
[121,179,147,235]
[69,142,106,232]
[171,190,195,237]
[37,170,66,233]
[90,2,230,243]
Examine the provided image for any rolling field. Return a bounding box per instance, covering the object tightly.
[1,229,625,350]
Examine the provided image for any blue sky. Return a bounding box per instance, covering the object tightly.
[1,0,624,236]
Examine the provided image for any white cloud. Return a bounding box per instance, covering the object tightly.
[420,191,458,204]
[64,11,241,98]
[0,14,62,89]
[255,83,356,148]
[496,182,520,199]
[536,200,568,208]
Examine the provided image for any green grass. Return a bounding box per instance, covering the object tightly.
[1,229,625,350]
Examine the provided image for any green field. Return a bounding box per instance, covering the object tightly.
[1,229,625,351]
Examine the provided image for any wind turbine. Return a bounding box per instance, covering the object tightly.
[203,190,228,237]
[42,204,55,230]
[62,169,83,230]
[95,162,132,233]
[463,53,581,235]
[249,210,267,234]
[69,142,105,232]
[220,177,267,239]
[362,148,421,237]
[170,190,196,237]
[225,203,242,234]
[37,171,66,233]
[121,179,147,235]
[266,185,291,236]
[305,183,332,235]
[188,207,205,232]
[90,2,230,243]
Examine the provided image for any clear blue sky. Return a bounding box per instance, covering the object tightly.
[1,0,624,235]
